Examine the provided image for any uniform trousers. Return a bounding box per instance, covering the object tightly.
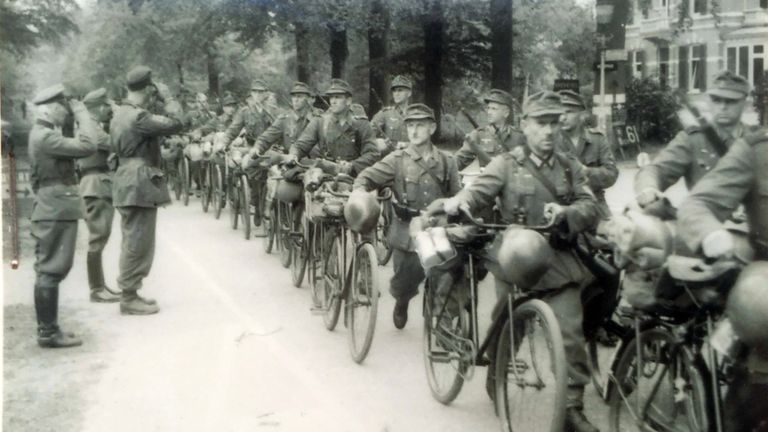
[82,196,114,253]
[31,220,78,287]
[116,206,157,293]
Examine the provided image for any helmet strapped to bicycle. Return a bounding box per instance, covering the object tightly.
[276,179,303,203]
[726,261,768,350]
[496,226,554,289]
[344,190,381,234]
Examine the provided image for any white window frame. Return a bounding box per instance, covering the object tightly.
[726,43,767,88]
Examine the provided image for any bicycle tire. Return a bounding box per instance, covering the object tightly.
[308,221,323,307]
[495,298,567,432]
[263,200,276,253]
[347,242,380,364]
[422,282,469,405]
[229,175,240,230]
[182,157,190,207]
[322,233,343,331]
[240,174,251,240]
[587,320,632,401]
[213,163,224,219]
[279,201,291,268]
[608,327,711,432]
[201,162,211,213]
[291,206,307,288]
[375,202,393,266]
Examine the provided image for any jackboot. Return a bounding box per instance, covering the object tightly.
[87,252,121,303]
[120,291,160,315]
[393,298,409,329]
[34,285,82,348]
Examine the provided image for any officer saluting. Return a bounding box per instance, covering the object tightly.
[111,66,184,315]
[29,84,99,347]
[557,90,618,219]
[354,103,461,329]
[370,75,412,155]
[455,89,525,171]
[77,88,121,303]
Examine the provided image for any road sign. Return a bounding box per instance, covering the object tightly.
[605,49,627,62]
[593,61,618,72]
[553,79,580,93]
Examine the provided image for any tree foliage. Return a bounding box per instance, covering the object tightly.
[626,75,681,144]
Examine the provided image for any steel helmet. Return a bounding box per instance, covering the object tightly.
[606,210,674,256]
[276,179,303,203]
[496,227,554,289]
[726,261,768,349]
[344,190,381,234]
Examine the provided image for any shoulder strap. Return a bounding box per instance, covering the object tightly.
[410,152,449,196]
[521,157,568,205]
[394,151,406,204]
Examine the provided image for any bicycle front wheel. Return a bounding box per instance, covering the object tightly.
[495,298,567,432]
[278,201,292,268]
[347,242,380,364]
[322,232,343,331]
[240,174,251,240]
[212,163,224,219]
[229,175,240,230]
[201,162,211,213]
[290,207,307,288]
[263,201,275,253]
[182,157,191,206]
[608,327,711,432]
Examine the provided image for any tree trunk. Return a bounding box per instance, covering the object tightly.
[368,0,389,114]
[490,0,513,92]
[423,0,444,137]
[295,21,310,83]
[206,45,220,99]
[329,22,348,79]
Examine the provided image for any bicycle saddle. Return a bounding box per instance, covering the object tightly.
[666,255,739,283]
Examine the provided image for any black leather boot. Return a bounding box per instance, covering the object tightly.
[87,252,121,303]
[34,285,82,348]
[393,298,409,329]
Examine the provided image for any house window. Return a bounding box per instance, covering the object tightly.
[631,50,645,78]
[659,46,670,88]
[728,47,737,73]
[726,44,767,88]
[691,45,706,91]
[679,46,689,90]
[693,0,707,13]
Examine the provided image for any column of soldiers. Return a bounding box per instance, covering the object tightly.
[26,64,767,431]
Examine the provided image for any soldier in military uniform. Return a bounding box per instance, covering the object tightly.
[218,94,239,129]
[558,90,618,219]
[289,79,380,176]
[28,84,99,347]
[635,70,757,209]
[441,91,601,432]
[111,66,184,315]
[354,103,461,329]
[370,75,412,155]
[455,89,525,171]
[77,88,121,303]
[223,80,275,226]
[677,130,768,432]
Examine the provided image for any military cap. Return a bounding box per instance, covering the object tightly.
[222,94,238,106]
[350,103,368,120]
[484,89,514,108]
[32,84,67,105]
[390,75,413,90]
[325,78,353,96]
[82,88,109,107]
[522,91,564,118]
[289,81,313,96]
[250,79,269,91]
[708,70,750,100]
[126,65,153,91]
[558,90,587,110]
[403,103,435,122]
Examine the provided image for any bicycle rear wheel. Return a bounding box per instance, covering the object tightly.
[212,163,224,219]
[291,207,308,288]
[279,201,292,268]
[608,327,711,432]
[347,242,380,363]
[263,201,275,253]
[322,233,343,331]
[201,162,211,213]
[229,175,240,230]
[495,299,567,432]
[182,157,191,206]
[308,222,324,307]
[422,283,469,405]
[240,174,251,240]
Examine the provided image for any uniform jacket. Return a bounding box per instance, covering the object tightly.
[254,108,322,155]
[77,117,113,199]
[371,104,409,148]
[455,123,525,170]
[354,144,461,251]
[28,118,98,221]
[110,102,184,208]
[290,110,380,176]
[223,104,273,145]
[455,150,599,290]
[558,128,618,217]
[188,108,218,135]
[678,131,768,260]
[635,123,758,194]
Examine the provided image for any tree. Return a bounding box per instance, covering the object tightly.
[0,0,79,57]
[367,0,390,113]
[422,0,444,135]
[490,0,512,91]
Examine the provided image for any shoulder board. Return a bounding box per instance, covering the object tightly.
[684,125,702,134]
[586,127,604,136]
[745,129,768,147]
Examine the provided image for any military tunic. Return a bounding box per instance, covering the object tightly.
[290,111,380,176]
[254,108,322,155]
[110,102,183,293]
[371,104,409,154]
[29,117,98,287]
[454,150,599,407]
[558,128,618,218]
[223,103,273,146]
[355,144,461,301]
[77,117,115,253]
[455,123,525,171]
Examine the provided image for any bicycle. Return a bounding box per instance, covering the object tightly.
[304,167,380,364]
[373,188,393,266]
[418,207,568,432]
[225,149,251,240]
[607,254,745,432]
[210,149,226,219]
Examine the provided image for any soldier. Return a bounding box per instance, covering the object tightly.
[111,66,184,315]
[370,75,412,154]
[440,91,600,432]
[677,130,768,432]
[77,88,121,303]
[558,90,618,219]
[28,84,99,347]
[635,70,757,209]
[288,78,380,176]
[354,103,461,329]
[218,94,239,129]
[455,89,525,171]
